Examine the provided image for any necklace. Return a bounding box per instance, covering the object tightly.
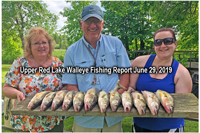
[34,58,49,67]
[83,41,100,85]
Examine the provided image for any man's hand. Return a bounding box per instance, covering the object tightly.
[118,88,126,94]
[66,84,79,91]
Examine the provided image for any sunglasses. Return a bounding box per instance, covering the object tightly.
[154,38,175,46]
[84,19,101,25]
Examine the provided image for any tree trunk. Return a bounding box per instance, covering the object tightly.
[135,38,138,50]
[125,36,130,57]
[140,39,144,50]
[20,33,24,49]
[140,39,145,56]
[135,38,138,58]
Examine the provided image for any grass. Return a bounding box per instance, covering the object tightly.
[1,49,199,132]
[53,49,66,62]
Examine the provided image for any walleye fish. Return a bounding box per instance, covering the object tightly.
[132,91,146,115]
[27,91,50,110]
[98,91,109,113]
[142,90,160,115]
[73,91,85,112]
[40,92,56,111]
[62,91,77,110]
[122,90,132,112]
[155,90,174,114]
[84,88,100,111]
[51,90,68,111]
[110,80,121,112]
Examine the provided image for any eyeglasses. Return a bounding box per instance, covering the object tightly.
[84,19,101,25]
[154,38,175,46]
[32,42,48,46]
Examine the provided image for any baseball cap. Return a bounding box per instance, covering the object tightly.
[81,5,103,21]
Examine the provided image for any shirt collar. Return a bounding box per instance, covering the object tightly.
[82,35,102,49]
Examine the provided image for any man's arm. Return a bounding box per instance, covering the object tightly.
[118,73,129,94]
[62,84,79,91]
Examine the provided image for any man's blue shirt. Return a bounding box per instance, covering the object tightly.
[62,34,131,128]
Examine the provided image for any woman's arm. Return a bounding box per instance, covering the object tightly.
[175,64,193,93]
[3,83,25,103]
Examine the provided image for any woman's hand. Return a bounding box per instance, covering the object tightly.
[16,91,25,103]
[127,86,136,93]
[3,83,25,103]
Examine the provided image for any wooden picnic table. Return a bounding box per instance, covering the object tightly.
[11,93,198,119]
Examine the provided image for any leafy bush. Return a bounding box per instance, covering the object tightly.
[2,37,23,64]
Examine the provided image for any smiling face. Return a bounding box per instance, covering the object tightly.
[154,31,177,60]
[79,17,104,44]
[31,35,49,59]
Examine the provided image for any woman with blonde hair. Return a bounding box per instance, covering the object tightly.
[3,27,65,132]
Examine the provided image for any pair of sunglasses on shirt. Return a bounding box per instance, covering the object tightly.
[154,37,175,46]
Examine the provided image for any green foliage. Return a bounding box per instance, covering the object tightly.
[53,33,69,49]
[60,1,97,45]
[185,119,199,132]
[122,117,133,132]
[100,1,198,55]
[2,36,23,64]
[2,1,58,48]
[2,1,59,64]
[101,1,154,53]
[53,49,67,62]
[149,1,198,50]
[2,64,12,88]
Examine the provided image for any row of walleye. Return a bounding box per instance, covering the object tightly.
[27,81,174,115]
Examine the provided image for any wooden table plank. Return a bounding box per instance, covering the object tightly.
[11,93,198,118]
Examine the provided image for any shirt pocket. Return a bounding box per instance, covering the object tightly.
[100,52,117,68]
[75,59,93,91]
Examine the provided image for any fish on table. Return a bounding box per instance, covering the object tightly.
[110,80,122,112]
[132,91,146,115]
[122,90,132,112]
[40,92,56,111]
[84,88,100,111]
[73,91,85,112]
[51,90,68,111]
[98,91,109,113]
[142,90,160,115]
[155,89,174,114]
[27,91,50,110]
[62,91,77,110]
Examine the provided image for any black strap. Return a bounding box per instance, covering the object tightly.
[83,41,100,67]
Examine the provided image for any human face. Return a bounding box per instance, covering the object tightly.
[31,35,49,59]
[79,17,104,43]
[154,31,177,60]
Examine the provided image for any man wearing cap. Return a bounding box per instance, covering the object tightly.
[62,5,131,132]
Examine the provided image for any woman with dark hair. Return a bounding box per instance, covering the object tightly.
[128,28,192,132]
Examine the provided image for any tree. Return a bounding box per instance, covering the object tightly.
[60,1,97,45]
[101,1,154,56]
[2,1,58,49]
[148,1,198,51]
[2,30,23,64]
